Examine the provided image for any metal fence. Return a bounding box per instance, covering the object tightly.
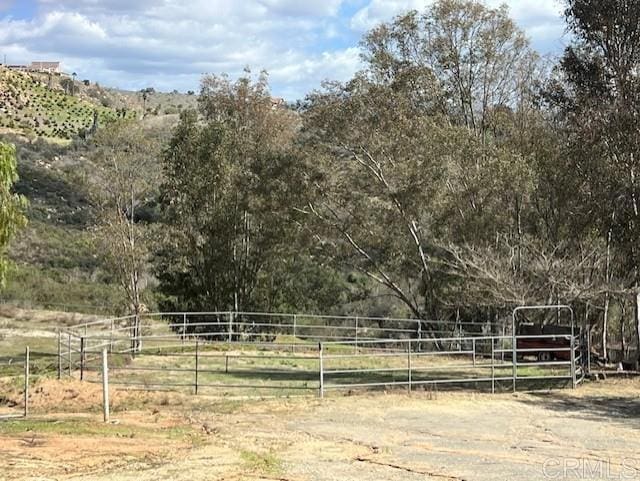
[319,334,585,397]
[66,311,509,353]
[60,329,585,397]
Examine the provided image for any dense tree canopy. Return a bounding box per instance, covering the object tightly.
[138,0,640,358]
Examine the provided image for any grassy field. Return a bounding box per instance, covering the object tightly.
[0,309,632,480]
[73,333,573,397]
[1,306,575,399]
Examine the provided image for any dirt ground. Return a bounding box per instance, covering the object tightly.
[1,378,639,481]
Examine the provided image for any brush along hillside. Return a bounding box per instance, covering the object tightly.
[1,135,124,314]
[0,67,135,141]
[0,66,202,314]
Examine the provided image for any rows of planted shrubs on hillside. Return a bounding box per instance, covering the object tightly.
[0,69,131,140]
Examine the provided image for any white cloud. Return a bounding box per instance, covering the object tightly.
[0,0,566,99]
[350,0,566,58]
[350,0,427,31]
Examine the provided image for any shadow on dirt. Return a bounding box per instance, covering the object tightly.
[516,389,640,427]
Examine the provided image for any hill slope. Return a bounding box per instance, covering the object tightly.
[0,67,134,141]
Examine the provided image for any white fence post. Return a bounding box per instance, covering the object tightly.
[24,347,29,418]
[293,314,297,339]
[571,335,577,389]
[319,343,324,399]
[293,314,297,353]
[407,341,412,394]
[512,334,517,393]
[57,330,62,380]
[228,312,233,343]
[472,338,476,367]
[68,333,72,376]
[182,313,187,346]
[354,316,358,353]
[102,349,110,423]
[491,337,495,394]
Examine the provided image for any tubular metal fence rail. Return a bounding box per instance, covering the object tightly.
[59,326,586,397]
[0,308,588,422]
[66,311,511,352]
[319,334,585,396]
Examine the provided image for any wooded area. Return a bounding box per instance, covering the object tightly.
[3,0,640,363]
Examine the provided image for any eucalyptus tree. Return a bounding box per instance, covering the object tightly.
[89,121,160,350]
[0,142,27,288]
[157,71,305,315]
[551,0,640,360]
[301,0,547,332]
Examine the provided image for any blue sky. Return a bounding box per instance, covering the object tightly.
[0,0,567,99]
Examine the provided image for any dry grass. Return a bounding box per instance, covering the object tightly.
[1,378,639,481]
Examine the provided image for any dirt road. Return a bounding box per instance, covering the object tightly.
[1,379,639,481]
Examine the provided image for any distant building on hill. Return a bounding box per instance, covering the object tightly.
[2,61,62,74]
[5,64,28,72]
[29,61,61,73]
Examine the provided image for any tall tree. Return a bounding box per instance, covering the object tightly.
[555,0,640,361]
[0,142,27,288]
[89,121,160,350]
[157,71,304,317]
[301,0,544,334]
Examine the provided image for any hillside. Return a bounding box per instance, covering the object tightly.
[0,72,137,313]
[0,67,197,143]
[0,67,133,141]
[0,135,123,314]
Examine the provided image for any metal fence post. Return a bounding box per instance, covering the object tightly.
[319,343,324,399]
[182,313,187,346]
[228,312,233,343]
[194,340,199,395]
[80,337,85,381]
[102,349,110,423]
[571,335,577,389]
[24,347,29,418]
[68,333,72,376]
[512,334,517,393]
[472,338,476,367]
[417,321,422,352]
[491,337,495,394]
[57,330,62,380]
[407,341,412,394]
[354,316,358,353]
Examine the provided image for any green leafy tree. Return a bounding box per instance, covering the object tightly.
[550,0,640,361]
[157,71,306,318]
[301,0,547,335]
[0,142,27,288]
